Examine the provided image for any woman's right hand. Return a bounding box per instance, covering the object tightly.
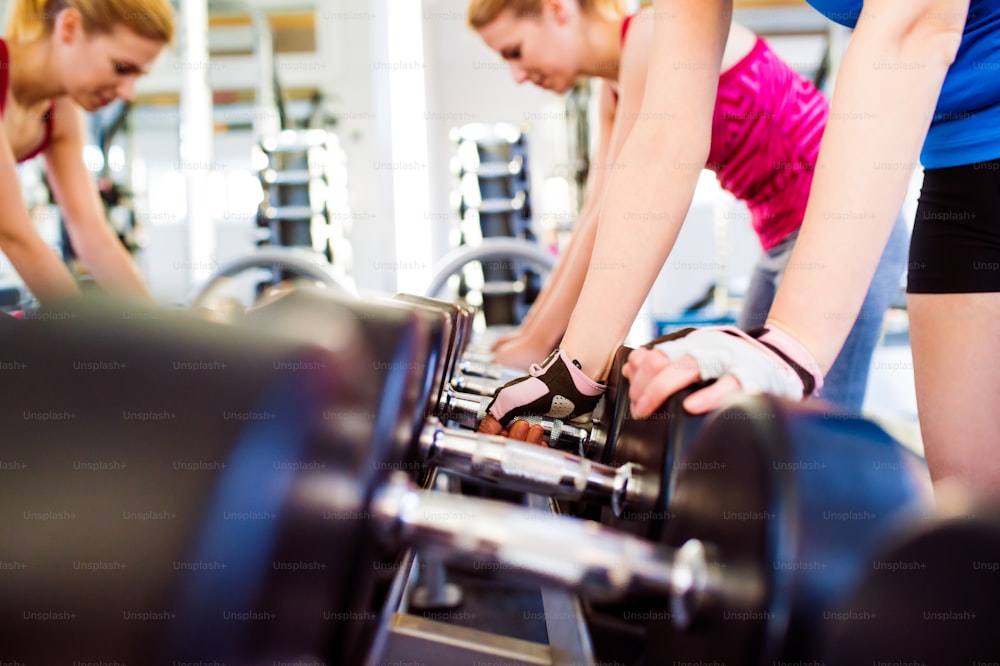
[623,325,823,417]
[478,348,606,435]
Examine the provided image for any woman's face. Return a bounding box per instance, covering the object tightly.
[55,12,165,111]
[477,1,583,94]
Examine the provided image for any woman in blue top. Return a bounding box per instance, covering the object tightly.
[484,0,1000,498]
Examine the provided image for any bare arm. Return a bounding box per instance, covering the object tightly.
[44,99,150,300]
[493,83,621,367]
[0,115,80,303]
[766,0,967,372]
[561,0,733,379]
[516,82,619,343]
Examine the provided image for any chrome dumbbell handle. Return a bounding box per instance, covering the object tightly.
[436,388,491,430]
[419,418,648,516]
[514,414,600,458]
[368,473,716,623]
[437,389,598,455]
[448,373,504,397]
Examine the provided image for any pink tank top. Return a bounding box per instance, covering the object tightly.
[621,16,828,250]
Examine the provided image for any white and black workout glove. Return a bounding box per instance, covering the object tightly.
[485,349,606,428]
[648,325,823,400]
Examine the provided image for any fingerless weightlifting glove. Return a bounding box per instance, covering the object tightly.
[648,325,823,400]
[485,349,606,428]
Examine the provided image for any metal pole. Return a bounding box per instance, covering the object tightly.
[178,0,216,289]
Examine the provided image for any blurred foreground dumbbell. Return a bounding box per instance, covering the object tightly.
[820,495,1000,664]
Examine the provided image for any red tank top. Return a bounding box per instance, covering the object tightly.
[619,14,828,250]
[0,38,56,163]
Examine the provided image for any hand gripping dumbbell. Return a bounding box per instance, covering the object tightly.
[248,287,848,553]
[390,292,604,454]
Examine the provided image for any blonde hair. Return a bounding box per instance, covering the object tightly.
[468,0,625,29]
[5,0,174,44]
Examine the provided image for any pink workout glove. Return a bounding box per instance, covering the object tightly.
[484,349,606,428]
[649,325,823,399]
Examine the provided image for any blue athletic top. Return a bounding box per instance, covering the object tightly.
[806,0,1000,168]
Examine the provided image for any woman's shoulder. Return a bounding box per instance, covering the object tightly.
[46,97,84,143]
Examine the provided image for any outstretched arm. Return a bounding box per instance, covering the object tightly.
[494,82,619,367]
[0,116,80,303]
[561,0,733,379]
[44,100,150,300]
[767,0,965,370]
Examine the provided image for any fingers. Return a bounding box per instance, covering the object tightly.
[502,419,547,445]
[682,374,742,414]
[477,414,504,436]
[627,348,743,415]
[506,419,531,441]
[491,335,512,353]
[525,423,546,445]
[622,347,669,380]
[628,352,702,419]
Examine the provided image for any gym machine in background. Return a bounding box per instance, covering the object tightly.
[210,0,352,296]
[450,122,542,326]
[253,127,352,283]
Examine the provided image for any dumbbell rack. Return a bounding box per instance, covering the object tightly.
[451,123,541,326]
[253,128,352,288]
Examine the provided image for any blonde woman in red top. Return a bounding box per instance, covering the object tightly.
[0,0,173,303]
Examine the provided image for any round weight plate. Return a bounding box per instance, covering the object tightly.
[820,505,1000,665]
[600,371,708,542]
[646,394,931,664]
[392,294,465,414]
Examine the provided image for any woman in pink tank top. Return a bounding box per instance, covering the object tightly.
[471,0,907,414]
[0,0,173,304]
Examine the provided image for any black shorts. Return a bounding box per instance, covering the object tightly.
[907,158,1000,293]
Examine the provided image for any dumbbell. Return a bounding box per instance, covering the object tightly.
[0,297,931,665]
[0,295,426,664]
[371,397,929,665]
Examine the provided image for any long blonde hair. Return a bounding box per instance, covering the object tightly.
[5,0,174,44]
[468,0,625,29]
